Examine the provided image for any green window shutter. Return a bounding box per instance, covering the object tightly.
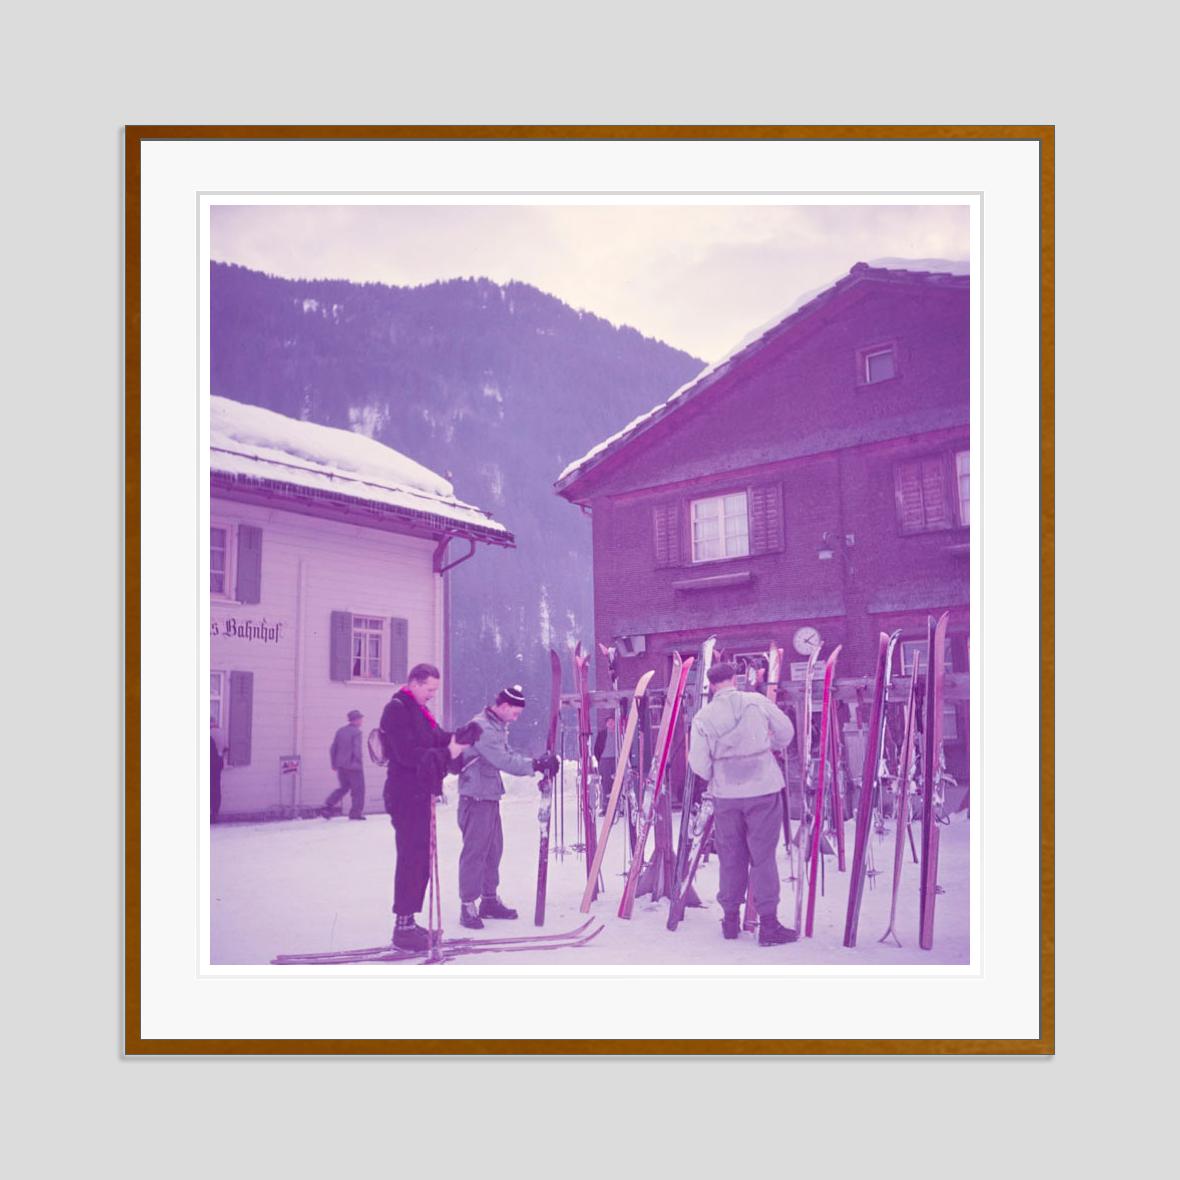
[236,525,263,603]
[748,483,784,554]
[330,611,353,681]
[227,670,253,767]
[653,502,683,567]
[921,458,952,529]
[895,461,926,533]
[389,617,409,683]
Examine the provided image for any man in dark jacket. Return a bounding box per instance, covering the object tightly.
[454,684,559,929]
[380,663,473,952]
[320,708,367,820]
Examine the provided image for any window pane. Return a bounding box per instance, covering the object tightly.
[723,493,746,515]
[210,571,224,593]
[867,349,896,382]
[694,518,719,542]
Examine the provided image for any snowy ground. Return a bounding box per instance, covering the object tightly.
[212,773,970,967]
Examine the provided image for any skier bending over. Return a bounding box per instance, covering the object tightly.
[381,663,476,953]
[455,683,559,929]
[688,662,798,947]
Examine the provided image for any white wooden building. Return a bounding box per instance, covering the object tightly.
[210,397,512,819]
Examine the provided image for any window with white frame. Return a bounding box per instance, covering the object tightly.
[351,616,385,680]
[210,523,233,597]
[691,492,749,562]
[955,450,970,526]
[859,343,897,384]
[210,671,225,729]
[898,640,955,677]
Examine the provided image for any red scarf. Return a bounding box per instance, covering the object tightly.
[401,686,439,729]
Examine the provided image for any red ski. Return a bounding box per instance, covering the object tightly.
[792,644,821,936]
[534,648,564,925]
[920,612,950,950]
[618,656,693,919]
[842,630,900,947]
[804,645,841,938]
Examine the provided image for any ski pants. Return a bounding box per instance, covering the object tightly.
[388,796,431,916]
[456,796,504,903]
[713,792,782,918]
[325,768,366,818]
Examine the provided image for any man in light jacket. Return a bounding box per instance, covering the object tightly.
[456,684,559,929]
[688,662,798,946]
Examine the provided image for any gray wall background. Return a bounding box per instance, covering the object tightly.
[6,1,1164,1175]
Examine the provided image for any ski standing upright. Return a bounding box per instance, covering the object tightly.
[534,648,564,926]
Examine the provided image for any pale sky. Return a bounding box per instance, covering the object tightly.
[211,204,969,361]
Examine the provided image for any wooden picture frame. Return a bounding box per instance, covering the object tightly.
[125,124,1053,1054]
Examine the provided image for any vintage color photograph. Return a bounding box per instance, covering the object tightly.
[206,202,972,968]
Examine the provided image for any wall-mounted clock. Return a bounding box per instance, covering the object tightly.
[793,625,822,656]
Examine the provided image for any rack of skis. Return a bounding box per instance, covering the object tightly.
[536,614,964,950]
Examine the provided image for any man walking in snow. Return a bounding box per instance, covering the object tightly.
[688,662,798,946]
[455,684,559,929]
[321,708,367,820]
[381,663,475,952]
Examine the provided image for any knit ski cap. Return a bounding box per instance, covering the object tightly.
[499,684,527,707]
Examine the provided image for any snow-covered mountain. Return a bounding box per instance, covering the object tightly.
[210,262,703,738]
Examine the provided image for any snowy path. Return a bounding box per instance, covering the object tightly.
[212,782,969,967]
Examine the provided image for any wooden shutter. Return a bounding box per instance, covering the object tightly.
[389,617,408,683]
[748,483,784,554]
[920,458,951,529]
[235,525,263,603]
[330,611,353,681]
[227,670,253,767]
[653,502,683,567]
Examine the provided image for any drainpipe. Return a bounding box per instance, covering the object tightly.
[292,557,306,814]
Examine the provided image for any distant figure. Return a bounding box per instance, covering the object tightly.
[210,718,224,823]
[594,713,618,815]
[455,684,559,929]
[688,662,797,947]
[381,664,475,952]
[321,709,367,820]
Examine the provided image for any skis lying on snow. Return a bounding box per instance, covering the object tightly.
[618,655,693,919]
[804,645,841,938]
[919,612,950,951]
[534,648,564,925]
[581,670,655,912]
[842,630,900,948]
[273,919,602,965]
[880,649,921,946]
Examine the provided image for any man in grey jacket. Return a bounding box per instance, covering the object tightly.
[456,684,559,929]
[321,708,367,820]
[688,662,798,946]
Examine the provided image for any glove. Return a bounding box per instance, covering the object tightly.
[532,751,559,777]
[453,721,483,746]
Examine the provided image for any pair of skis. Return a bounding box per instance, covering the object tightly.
[618,655,694,919]
[273,918,604,966]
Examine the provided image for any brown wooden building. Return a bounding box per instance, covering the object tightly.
[554,261,970,781]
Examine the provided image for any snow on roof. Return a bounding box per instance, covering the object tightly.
[555,259,969,490]
[211,397,511,538]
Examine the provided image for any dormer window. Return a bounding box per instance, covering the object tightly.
[858,342,898,385]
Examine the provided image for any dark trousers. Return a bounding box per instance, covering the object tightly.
[457,796,504,903]
[598,758,617,812]
[713,792,783,918]
[389,797,431,916]
[211,770,221,823]
[325,768,366,818]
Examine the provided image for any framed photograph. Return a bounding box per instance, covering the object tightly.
[126,125,1053,1054]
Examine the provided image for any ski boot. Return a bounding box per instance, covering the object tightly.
[721,910,740,940]
[460,902,485,929]
[392,917,430,952]
[478,895,518,920]
[757,915,799,947]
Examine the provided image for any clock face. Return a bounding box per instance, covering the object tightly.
[793,626,821,656]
